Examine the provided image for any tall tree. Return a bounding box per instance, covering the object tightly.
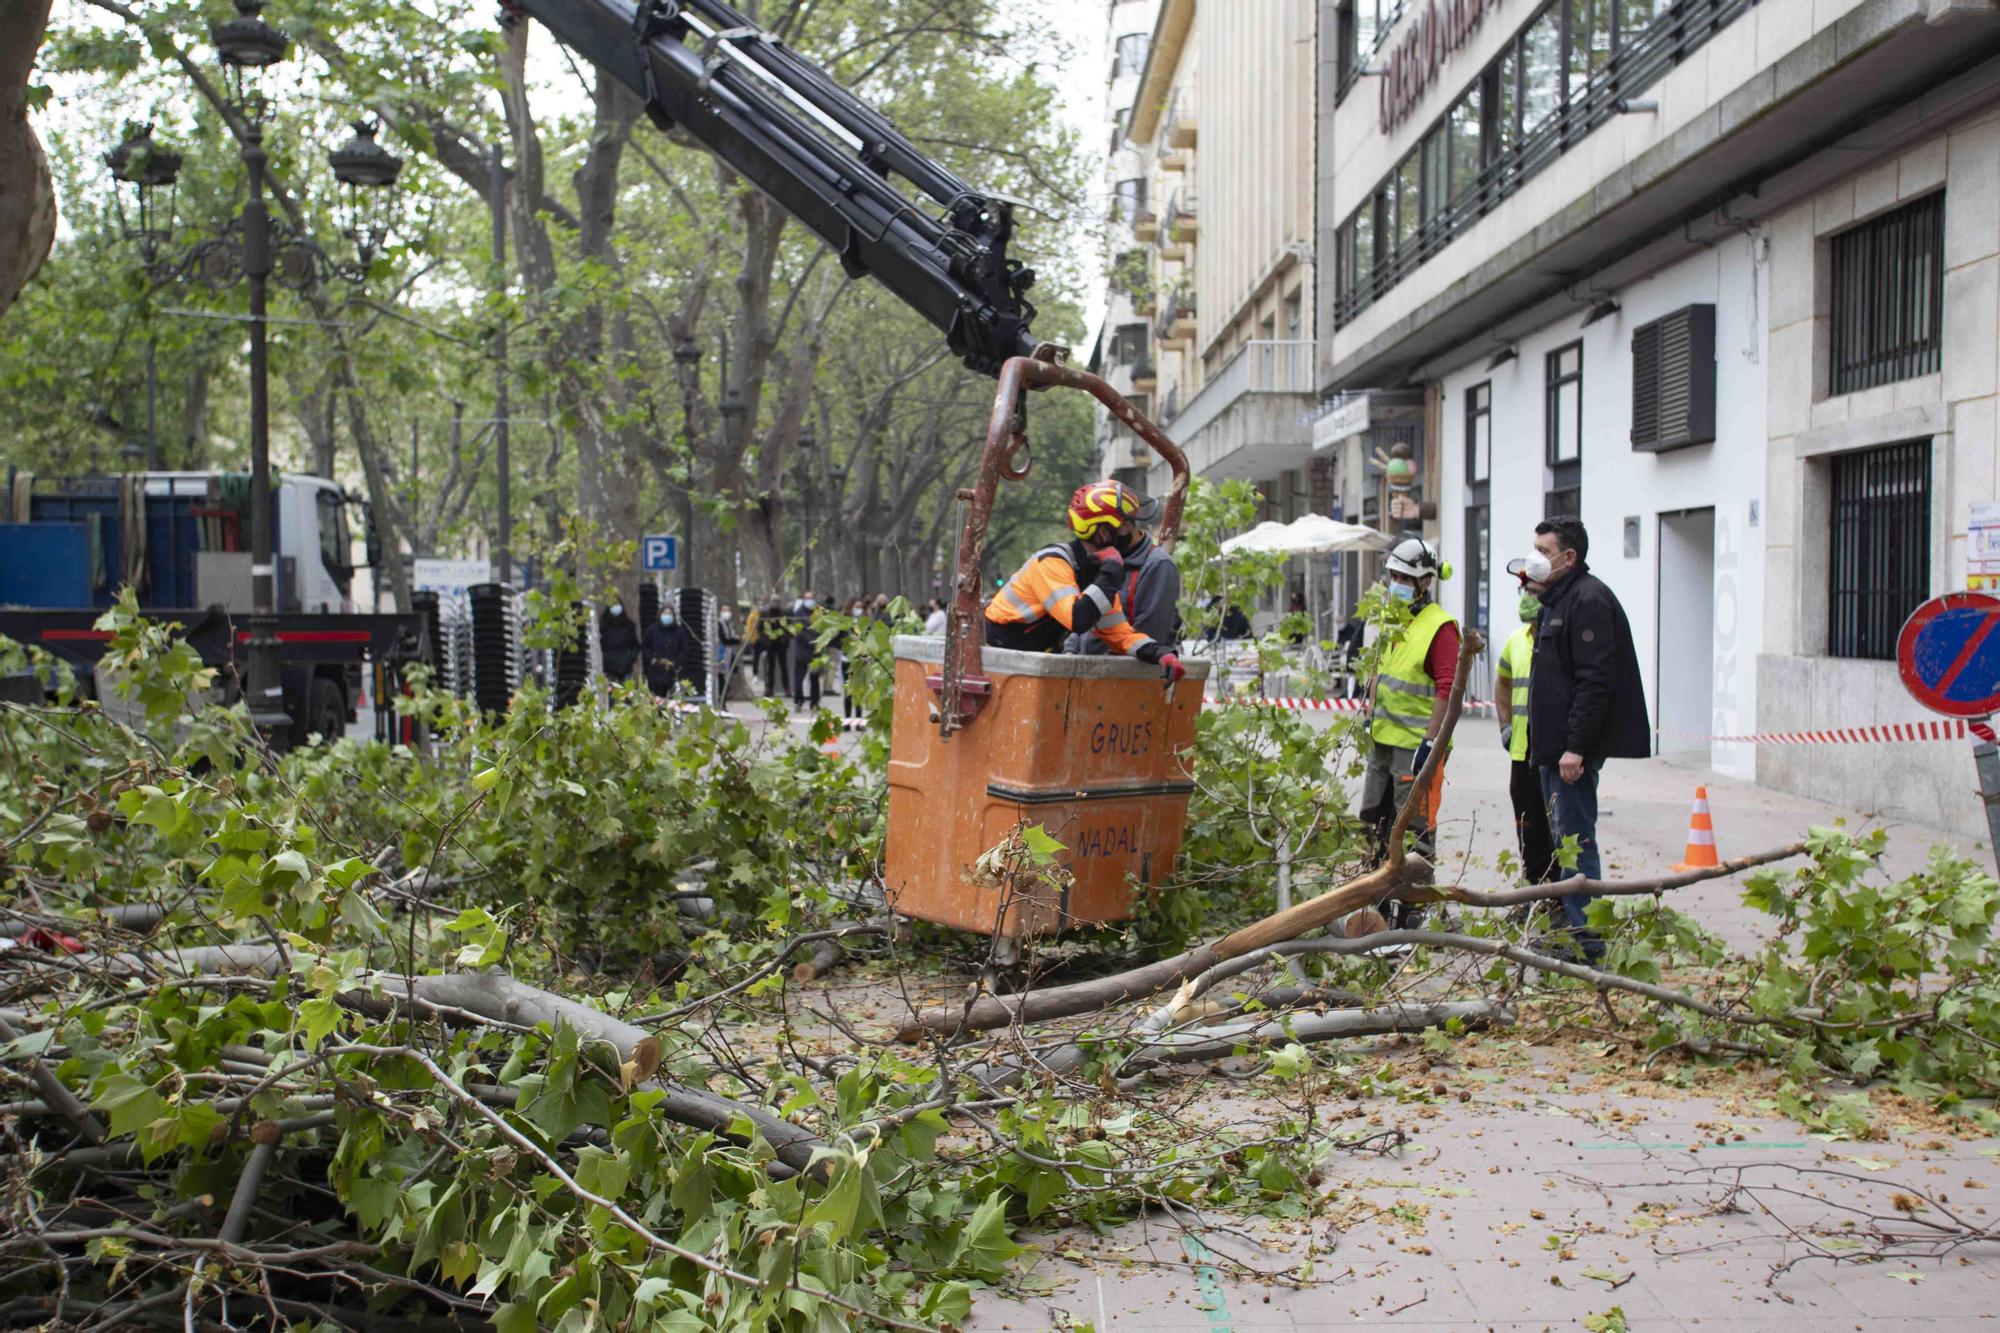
[0,0,56,321]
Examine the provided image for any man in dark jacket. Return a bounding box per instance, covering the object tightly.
[643,606,700,698]
[598,601,641,683]
[1519,515,1650,960]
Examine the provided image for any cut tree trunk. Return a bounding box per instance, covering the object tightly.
[0,0,56,323]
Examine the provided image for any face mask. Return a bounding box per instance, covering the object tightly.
[1387,582,1416,604]
[660,614,674,627]
[1519,592,1541,621]
[1521,552,1554,584]
[609,603,623,618]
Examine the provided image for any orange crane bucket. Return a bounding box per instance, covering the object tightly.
[882,353,1203,939]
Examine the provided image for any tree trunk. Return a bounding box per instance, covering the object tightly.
[0,0,55,323]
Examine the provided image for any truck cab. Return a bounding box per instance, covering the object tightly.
[1,467,405,747]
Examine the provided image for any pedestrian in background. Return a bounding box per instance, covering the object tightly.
[598,599,640,683]
[790,590,823,711]
[1515,514,1650,960]
[643,603,697,698]
[923,597,947,635]
[1494,587,1556,891]
[757,596,790,698]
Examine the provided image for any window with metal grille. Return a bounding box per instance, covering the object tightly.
[1829,194,1944,396]
[1631,304,1716,451]
[1828,440,1931,660]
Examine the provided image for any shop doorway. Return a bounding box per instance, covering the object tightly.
[1656,508,1716,757]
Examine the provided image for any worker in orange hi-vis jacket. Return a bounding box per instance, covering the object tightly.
[982,480,1185,683]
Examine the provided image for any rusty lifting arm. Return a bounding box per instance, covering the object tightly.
[501,0,1042,375]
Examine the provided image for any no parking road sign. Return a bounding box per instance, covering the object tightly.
[1897,592,2000,718]
[640,535,678,572]
[1899,592,2000,873]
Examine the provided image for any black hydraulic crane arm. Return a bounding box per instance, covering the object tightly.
[504,0,1043,375]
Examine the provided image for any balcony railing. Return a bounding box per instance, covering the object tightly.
[1155,282,1197,344]
[1162,87,1197,149]
[1165,340,1315,443]
[1166,188,1197,243]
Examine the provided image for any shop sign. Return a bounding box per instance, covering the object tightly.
[1313,395,1372,452]
[1380,0,1494,135]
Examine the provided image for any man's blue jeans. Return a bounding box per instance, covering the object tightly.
[1539,758,1606,955]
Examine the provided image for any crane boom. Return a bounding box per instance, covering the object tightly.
[504,0,1043,375]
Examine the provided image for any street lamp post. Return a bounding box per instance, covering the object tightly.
[106,0,400,749]
[716,334,748,591]
[211,0,291,744]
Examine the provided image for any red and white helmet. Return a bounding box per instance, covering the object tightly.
[1068,479,1144,540]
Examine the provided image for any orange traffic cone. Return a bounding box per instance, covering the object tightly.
[1672,786,1720,871]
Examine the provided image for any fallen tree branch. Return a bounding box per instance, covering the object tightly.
[1408,842,1810,908]
[959,998,1507,1092]
[56,944,828,1178]
[0,1015,104,1144]
[898,855,1434,1040]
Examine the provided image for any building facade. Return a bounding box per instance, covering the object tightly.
[1094,0,1163,481]
[1313,0,2000,832]
[1095,0,1325,621]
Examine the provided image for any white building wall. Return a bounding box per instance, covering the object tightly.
[1436,239,1769,778]
[1759,110,2000,839]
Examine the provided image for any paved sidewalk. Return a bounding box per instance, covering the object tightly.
[965,745,2000,1331]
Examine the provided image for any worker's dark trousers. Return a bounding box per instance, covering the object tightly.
[1509,758,1557,884]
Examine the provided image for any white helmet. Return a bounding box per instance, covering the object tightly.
[1384,536,1441,580]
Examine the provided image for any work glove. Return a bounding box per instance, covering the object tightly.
[1094,544,1125,579]
[1157,652,1185,685]
[1500,720,1511,749]
[1410,737,1434,778]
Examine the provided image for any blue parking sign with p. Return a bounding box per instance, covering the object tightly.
[641,535,677,571]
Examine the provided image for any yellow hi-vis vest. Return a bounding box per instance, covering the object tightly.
[1502,624,1534,761]
[1370,601,1456,749]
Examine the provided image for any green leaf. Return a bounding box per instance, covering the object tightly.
[93,1071,167,1142]
[951,1192,1024,1278]
[1019,824,1065,861]
[346,1173,400,1231]
[298,996,342,1049]
[573,1145,629,1200]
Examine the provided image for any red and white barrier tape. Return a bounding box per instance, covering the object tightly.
[1209,695,1995,746]
[1703,719,1992,746]
[1210,695,1496,716]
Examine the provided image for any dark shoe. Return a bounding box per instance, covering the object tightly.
[1525,932,1592,965]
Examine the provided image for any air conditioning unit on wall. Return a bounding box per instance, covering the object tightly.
[1630,303,1717,452]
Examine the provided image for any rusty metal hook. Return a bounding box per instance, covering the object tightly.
[999,435,1032,481]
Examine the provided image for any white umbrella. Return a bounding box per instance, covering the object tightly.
[1276,513,1391,555]
[1217,520,1295,556]
[1215,515,1390,558]
[1216,515,1391,648]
